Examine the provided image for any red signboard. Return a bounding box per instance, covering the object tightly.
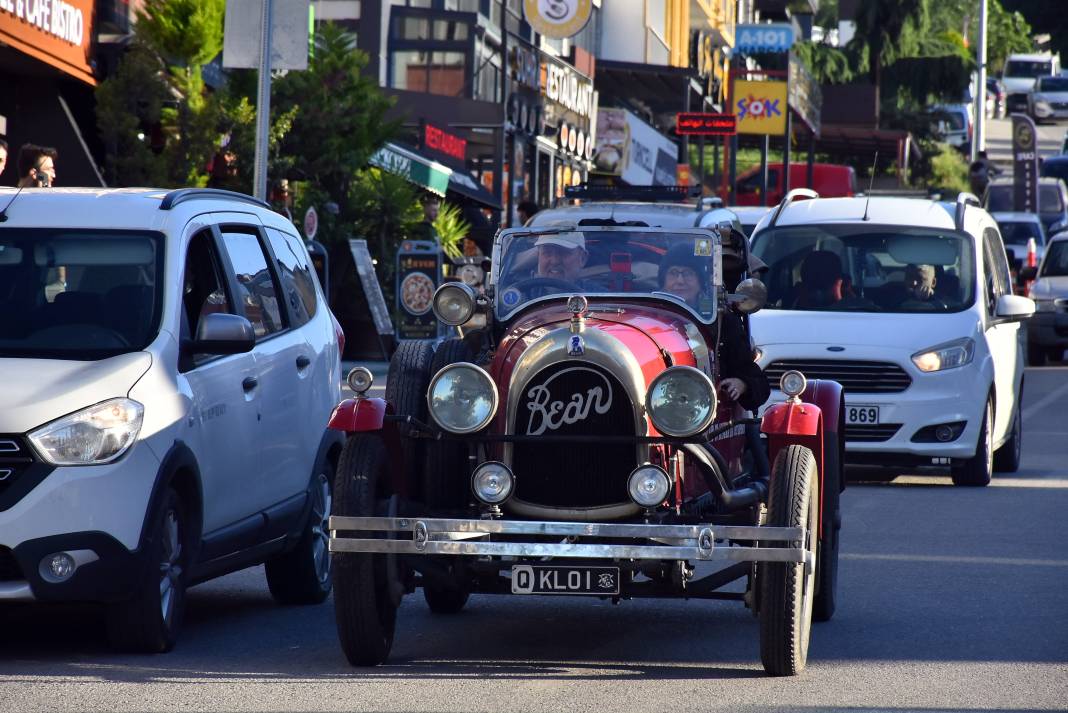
[675,113,737,136]
[423,122,467,162]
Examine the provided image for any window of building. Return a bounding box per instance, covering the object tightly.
[388,6,477,98]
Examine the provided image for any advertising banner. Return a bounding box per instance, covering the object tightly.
[735,23,795,54]
[394,240,441,340]
[0,0,96,84]
[1011,113,1039,213]
[733,80,789,136]
[676,113,737,136]
[593,108,678,186]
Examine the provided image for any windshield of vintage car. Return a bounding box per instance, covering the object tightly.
[750,225,975,313]
[0,229,163,359]
[494,229,722,322]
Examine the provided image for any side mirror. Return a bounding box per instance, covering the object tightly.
[727,278,768,314]
[1019,266,1038,281]
[191,313,256,354]
[995,294,1036,320]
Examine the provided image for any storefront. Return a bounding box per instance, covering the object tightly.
[0,0,103,187]
[505,40,597,224]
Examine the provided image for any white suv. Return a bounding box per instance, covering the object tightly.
[0,188,343,651]
[749,192,1035,486]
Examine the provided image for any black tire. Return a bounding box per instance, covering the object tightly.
[424,338,474,510]
[759,445,819,677]
[265,461,335,605]
[423,586,470,614]
[1028,343,1046,367]
[952,398,993,487]
[332,434,397,666]
[812,404,843,623]
[386,340,435,436]
[993,393,1022,474]
[107,486,188,653]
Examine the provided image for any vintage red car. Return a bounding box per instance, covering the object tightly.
[327,220,844,676]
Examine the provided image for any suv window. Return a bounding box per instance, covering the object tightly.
[0,229,163,360]
[218,229,284,338]
[982,227,1011,315]
[182,230,233,365]
[264,227,318,327]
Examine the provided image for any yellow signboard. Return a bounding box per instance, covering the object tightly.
[732,80,788,135]
[523,0,593,39]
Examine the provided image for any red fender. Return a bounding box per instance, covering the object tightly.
[328,397,387,432]
[762,400,825,537]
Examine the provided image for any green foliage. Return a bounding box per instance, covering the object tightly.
[134,0,225,68]
[985,1,1034,74]
[850,0,929,79]
[927,142,970,194]
[433,203,472,260]
[793,41,855,84]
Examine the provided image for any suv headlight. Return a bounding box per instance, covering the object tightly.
[646,366,718,437]
[29,398,144,466]
[911,338,975,373]
[427,363,498,433]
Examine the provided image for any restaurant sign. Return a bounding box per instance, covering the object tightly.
[0,0,95,84]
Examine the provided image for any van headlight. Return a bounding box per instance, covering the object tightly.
[646,366,718,437]
[911,337,975,373]
[29,398,144,466]
[427,363,498,433]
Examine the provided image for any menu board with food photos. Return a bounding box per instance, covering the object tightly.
[395,240,441,340]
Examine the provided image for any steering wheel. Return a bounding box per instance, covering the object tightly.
[510,275,581,298]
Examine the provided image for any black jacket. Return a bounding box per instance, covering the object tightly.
[718,310,770,412]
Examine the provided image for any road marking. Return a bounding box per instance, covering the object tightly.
[842,553,1068,567]
[1022,374,1068,422]
[990,477,1068,488]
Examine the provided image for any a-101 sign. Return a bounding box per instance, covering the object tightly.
[735,23,795,54]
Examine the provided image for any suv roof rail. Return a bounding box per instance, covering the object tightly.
[159,188,271,211]
[767,188,819,228]
[954,192,981,231]
[562,184,701,204]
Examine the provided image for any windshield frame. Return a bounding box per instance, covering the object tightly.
[0,227,166,361]
[490,225,726,324]
[749,222,977,315]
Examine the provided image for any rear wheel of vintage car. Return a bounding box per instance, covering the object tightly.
[759,445,818,677]
[952,398,993,487]
[333,434,397,666]
[813,403,843,623]
[424,338,475,510]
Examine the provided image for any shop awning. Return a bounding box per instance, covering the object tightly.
[596,60,711,116]
[369,143,452,197]
[447,170,503,210]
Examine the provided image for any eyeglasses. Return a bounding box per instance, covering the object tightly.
[665,267,698,281]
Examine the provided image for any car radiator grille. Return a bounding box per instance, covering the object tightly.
[0,546,23,582]
[846,424,902,443]
[511,362,636,508]
[765,359,912,394]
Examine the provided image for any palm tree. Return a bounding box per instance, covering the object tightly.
[850,0,929,123]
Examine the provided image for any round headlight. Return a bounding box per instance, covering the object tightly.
[432,283,477,326]
[627,465,671,507]
[780,370,807,398]
[457,263,485,287]
[472,461,514,504]
[646,366,718,437]
[427,363,498,433]
[346,366,374,394]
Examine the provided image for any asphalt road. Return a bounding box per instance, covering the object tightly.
[2,367,1067,713]
[984,114,1063,166]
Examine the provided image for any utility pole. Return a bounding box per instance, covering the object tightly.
[253,0,274,201]
[973,0,988,162]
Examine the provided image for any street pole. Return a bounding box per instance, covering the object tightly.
[974,0,988,162]
[253,0,274,201]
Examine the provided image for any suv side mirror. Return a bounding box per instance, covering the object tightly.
[995,294,1036,320]
[191,313,256,354]
[727,278,768,314]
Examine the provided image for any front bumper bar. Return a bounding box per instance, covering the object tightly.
[329,516,807,564]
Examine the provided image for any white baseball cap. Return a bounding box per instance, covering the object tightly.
[534,232,586,251]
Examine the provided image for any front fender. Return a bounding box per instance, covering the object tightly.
[329,397,388,432]
[762,399,825,536]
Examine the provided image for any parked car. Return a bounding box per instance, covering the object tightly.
[991,211,1048,273]
[933,104,973,154]
[987,77,1006,118]
[1028,75,1068,122]
[0,188,344,652]
[749,191,1034,486]
[1023,231,1068,365]
[327,218,845,676]
[985,176,1068,235]
[1002,52,1061,114]
[735,162,857,206]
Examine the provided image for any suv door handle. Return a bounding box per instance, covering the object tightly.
[296,355,311,369]
[242,376,259,392]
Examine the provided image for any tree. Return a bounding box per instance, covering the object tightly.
[849,0,929,122]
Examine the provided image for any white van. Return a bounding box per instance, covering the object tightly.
[1002,52,1061,114]
[0,188,343,651]
[749,192,1035,486]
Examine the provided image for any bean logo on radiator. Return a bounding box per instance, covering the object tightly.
[524,366,614,435]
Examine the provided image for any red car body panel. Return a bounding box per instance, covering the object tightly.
[329,397,388,432]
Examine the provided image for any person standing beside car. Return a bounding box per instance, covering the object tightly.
[16,144,57,188]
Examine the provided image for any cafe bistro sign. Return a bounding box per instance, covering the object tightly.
[0,0,95,84]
